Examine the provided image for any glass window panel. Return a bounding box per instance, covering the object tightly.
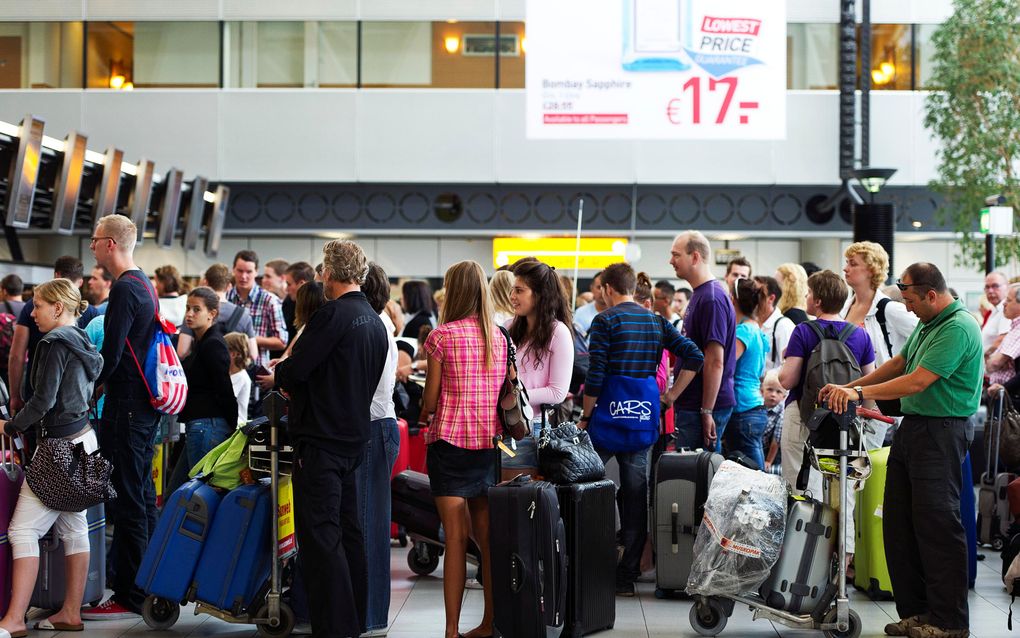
[866,24,912,90]
[786,24,838,90]
[318,22,357,87]
[257,22,304,88]
[916,24,938,89]
[0,22,83,89]
[87,21,218,89]
[499,21,525,88]
[362,21,497,88]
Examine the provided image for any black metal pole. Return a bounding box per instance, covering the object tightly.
[986,234,996,274]
[861,0,871,167]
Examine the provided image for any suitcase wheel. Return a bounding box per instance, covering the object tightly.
[822,607,861,638]
[689,599,728,637]
[256,602,295,638]
[141,595,180,631]
[994,537,1006,551]
[407,542,441,576]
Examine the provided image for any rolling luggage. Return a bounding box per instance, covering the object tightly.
[193,483,273,615]
[653,450,723,598]
[0,435,22,616]
[759,496,837,616]
[391,470,480,575]
[557,480,616,638]
[32,504,106,610]
[136,478,221,602]
[854,446,892,600]
[407,423,428,474]
[979,392,1015,550]
[489,475,567,638]
[391,419,411,545]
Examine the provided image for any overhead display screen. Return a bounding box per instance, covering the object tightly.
[526,0,786,140]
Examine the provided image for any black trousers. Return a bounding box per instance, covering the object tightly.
[294,444,366,638]
[884,416,969,630]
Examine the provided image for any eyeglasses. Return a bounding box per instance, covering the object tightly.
[90,236,117,246]
[895,279,927,291]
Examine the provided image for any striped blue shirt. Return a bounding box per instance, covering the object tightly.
[585,302,704,398]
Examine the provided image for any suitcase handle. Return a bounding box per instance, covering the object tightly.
[509,553,525,593]
[178,510,209,542]
[671,503,679,553]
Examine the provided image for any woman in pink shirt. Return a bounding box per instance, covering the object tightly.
[419,260,507,638]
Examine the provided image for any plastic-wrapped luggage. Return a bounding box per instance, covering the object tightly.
[686,460,787,597]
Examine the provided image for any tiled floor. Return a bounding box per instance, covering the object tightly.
[24,544,1015,638]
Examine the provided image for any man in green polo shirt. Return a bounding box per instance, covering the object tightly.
[820,262,979,638]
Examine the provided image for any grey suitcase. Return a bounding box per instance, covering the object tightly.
[759,497,836,616]
[979,392,1015,550]
[31,503,106,609]
[654,450,723,598]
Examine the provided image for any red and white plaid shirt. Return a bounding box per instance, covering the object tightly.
[423,316,507,450]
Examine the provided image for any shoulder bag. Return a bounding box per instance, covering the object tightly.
[497,326,534,440]
[25,423,116,512]
[537,421,605,484]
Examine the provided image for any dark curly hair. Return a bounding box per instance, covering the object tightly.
[508,260,574,368]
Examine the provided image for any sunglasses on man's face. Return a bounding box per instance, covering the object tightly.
[895,279,927,292]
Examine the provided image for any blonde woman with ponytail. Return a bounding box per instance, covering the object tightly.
[0,278,103,637]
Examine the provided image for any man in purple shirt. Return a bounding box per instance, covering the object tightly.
[669,231,737,451]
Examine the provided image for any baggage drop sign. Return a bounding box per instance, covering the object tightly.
[526,0,786,140]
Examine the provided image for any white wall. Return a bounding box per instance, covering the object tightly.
[134,22,220,87]
[361,22,432,86]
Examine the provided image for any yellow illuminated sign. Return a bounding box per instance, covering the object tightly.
[493,237,629,270]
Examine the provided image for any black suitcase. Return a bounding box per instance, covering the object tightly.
[489,475,568,638]
[390,470,480,576]
[557,480,616,637]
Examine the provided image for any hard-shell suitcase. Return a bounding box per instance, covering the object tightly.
[0,435,23,617]
[653,450,723,597]
[760,497,837,616]
[32,504,106,609]
[391,470,480,575]
[407,424,428,474]
[136,478,221,602]
[557,480,616,638]
[193,483,273,614]
[391,419,411,545]
[489,476,567,638]
[979,392,1015,550]
[854,447,892,600]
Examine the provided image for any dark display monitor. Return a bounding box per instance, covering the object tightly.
[51,132,88,235]
[129,159,154,244]
[93,147,123,224]
[4,116,44,229]
[182,176,208,251]
[156,168,184,249]
[204,185,230,258]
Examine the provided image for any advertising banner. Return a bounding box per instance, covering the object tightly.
[526,0,786,140]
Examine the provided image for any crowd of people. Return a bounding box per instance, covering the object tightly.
[0,217,996,638]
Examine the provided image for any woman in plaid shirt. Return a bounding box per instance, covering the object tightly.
[419,260,508,638]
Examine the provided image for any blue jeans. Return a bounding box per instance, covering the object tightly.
[674,407,734,453]
[727,407,767,470]
[167,417,233,495]
[356,418,400,631]
[500,418,545,471]
[99,393,160,613]
[596,446,650,584]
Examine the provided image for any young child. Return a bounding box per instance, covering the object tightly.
[225,332,253,427]
[761,370,788,475]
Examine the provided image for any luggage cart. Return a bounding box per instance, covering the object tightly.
[689,403,894,638]
[141,391,295,638]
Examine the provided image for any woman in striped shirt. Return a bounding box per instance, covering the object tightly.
[419,260,507,638]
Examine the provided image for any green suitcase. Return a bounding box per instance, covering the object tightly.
[854,446,893,600]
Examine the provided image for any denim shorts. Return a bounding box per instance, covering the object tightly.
[426,439,496,498]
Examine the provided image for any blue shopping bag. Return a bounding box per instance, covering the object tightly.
[587,375,660,453]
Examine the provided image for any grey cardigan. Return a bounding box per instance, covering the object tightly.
[6,325,103,438]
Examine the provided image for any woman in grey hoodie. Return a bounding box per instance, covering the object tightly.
[0,278,103,638]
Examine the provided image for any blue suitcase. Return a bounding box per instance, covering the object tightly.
[193,483,272,615]
[136,479,221,602]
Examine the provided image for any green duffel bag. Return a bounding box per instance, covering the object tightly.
[189,429,249,491]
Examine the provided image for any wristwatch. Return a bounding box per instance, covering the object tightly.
[854,385,865,400]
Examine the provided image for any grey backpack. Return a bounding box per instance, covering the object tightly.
[798,321,862,418]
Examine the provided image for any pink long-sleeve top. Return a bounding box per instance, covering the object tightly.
[511,320,575,415]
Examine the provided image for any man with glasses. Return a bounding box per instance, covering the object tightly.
[820,263,981,638]
[982,271,1010,354]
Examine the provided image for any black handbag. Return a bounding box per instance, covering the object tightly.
[537,422,605,484]
[26,430,116,513]
[497,326,534,441]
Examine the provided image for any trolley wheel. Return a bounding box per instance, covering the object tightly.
[689,599,727,637]
[408,542,441,575]
[141,595,180,631]
[822,607,862,638]
[398,531,408,548]
[993,537,1006,551]
[256,602,296,638]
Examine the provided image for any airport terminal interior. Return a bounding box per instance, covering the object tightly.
[0,0,1018,637]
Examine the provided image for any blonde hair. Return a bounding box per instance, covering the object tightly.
[224,332,252,369]
[762,369,785,391]
[322,239,368,285]
[96,214,137,253]
[776,263,808,314]
[844,241,890,291]
[441,261,495,369]
[34,278,88,318]
[489,270,515,317]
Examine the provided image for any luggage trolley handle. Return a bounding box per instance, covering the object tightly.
[991,388,1007,478]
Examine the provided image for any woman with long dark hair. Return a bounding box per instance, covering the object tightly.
[401,280,437,339]
[726,277,770,469]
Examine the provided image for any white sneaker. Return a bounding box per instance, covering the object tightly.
[465,578,484,590]
[361,628,389,637]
